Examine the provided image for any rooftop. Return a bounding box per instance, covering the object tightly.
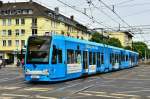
[0,1,88,32]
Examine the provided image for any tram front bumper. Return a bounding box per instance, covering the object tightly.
[25,69,50,81]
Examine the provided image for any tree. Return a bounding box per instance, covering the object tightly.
[132,42,148,58]
[90,32,122,48]
[90,32,106,43]
[124,46,132,50]
[107,38,122,48]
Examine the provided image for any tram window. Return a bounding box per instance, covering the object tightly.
[110,53,111,63]
[110,53,112,64]
[119,54,121,63]
[121,54,125,61]
[101,53,104,64]
[117,54,119,62]
[114,54,116,62]
[58,49,62,63]
[97,52,100,67]
[112,53,114,63]
[126,55,128,61]
[93,52,96,65]
[67,49,74,64]
[75,50,81,64]
[89,52,92,65]
[52,45,57,64]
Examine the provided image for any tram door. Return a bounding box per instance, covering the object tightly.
[83,51,88,73]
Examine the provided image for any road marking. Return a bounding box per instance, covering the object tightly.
[0,78,9,82]
[84,90,106,94]
[35,95,57,99]
[24,87,52,92]
[111,93,140,97]
[103,77,150,81]
[0,77,21,83]
[2,93,29,98]
[0,86,20,90]
[0,96,14,99]
[78,92,92,96]
[117,89,150,93]
[95,94,123,99]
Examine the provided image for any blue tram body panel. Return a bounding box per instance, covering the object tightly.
[24,35,139,82]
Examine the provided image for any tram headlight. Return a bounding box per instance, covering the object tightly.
[43,69,49,75]
[25,69,30,75]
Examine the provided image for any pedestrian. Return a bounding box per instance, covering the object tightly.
[21,58,24,68]
[0,59,2,69]
[17,59,20,67]
[2,59,6,67]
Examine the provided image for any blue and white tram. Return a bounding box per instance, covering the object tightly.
[24,35,138,82]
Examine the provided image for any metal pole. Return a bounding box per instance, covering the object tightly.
[145,49,147,63]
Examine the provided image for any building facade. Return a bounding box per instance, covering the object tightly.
[0,1,91,64]
[108,31,133,47]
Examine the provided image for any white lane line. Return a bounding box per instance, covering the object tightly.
[117,89,150,94]
[0,86,20,90]
[95,94,124,99]
[111,93,140,97]
[35,95,57,99]
[24,87,52,92]
[0,78,9,82]
[78,92,92,96]
[0,96,14,99]
[0,77,21,83]
[103,77,150,81]
[2,93,29,98]
[84,90,106,94]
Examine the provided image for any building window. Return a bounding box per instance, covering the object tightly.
[15,40,19,46]
[32,18,37,26]
[21,40,25,47]
[16,18,20,25]
[15,29,20,36]
[23,10,28,14]
[28,9,33,14]
[8,19,11,26]
[2,30,6,36]
[8,40,12,46]
[21,29,25,35]
[21,18,25,25]
[32,29,37,35]
[2,40,6,46]
[2,19,6,26]
[51,20,56,28]
[8,30,12,36]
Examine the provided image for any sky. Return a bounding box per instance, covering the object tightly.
[2,0,150,47]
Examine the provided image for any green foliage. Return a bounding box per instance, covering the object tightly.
[107,38,122,48]
[90,32,122,48]
[90,32,105,43]
[132,42,148,58]
[124,46,132,50]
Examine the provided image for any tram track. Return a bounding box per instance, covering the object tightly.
[0,66,139,99]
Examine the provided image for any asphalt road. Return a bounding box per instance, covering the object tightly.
[0,64,150,99]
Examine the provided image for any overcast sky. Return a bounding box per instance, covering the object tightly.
[2,0,150,46]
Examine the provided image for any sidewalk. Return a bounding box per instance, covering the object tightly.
[4,64,19,68]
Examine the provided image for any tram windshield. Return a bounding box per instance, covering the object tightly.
[26,36,51,64]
